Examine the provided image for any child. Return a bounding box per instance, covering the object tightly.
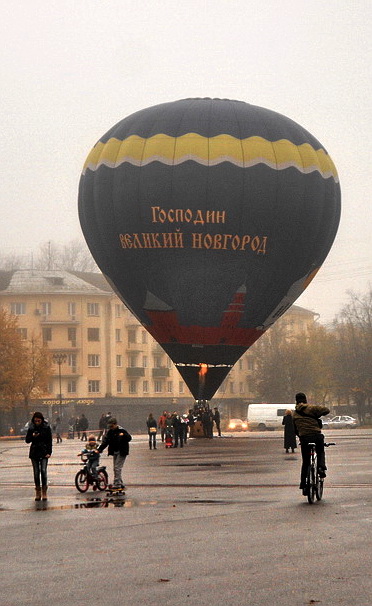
[78,434,100,478]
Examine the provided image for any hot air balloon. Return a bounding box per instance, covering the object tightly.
[78,98,341,401]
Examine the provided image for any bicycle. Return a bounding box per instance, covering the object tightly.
[305,442,335,504]
[75,453,108,493]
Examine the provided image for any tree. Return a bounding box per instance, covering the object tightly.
[18,338,52,416]
[0,308,27,404]
[332,288,372,422]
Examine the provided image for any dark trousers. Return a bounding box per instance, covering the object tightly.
[31,458,48,488]
[149,433,156,449]
[299,434,326,487]
[174,430,184,448]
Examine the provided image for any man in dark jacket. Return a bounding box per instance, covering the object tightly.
[292,392,330,494]
[98,418,131,488]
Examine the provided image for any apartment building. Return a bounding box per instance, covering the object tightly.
[0,269,318,429]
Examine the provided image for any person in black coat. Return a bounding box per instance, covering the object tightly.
[25,411,52,501]
[146,413,157,450]
[98,418,131,488]
[282,409,297,453]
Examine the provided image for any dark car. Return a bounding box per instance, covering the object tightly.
[322,415,358,429]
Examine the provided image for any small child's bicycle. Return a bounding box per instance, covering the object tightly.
[305,441,335,504]
[75,453,108,493]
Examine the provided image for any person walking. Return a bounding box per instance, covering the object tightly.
[25,411,52,501]
[146,413,157,450]
[292,392,330,495]
[98,418,132,488]
[282,409,297,453]
[79,414,89,441]
[53,416,63,443]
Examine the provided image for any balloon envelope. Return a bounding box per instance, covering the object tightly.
[79,98,341,400]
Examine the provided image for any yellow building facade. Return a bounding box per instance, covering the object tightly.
[0,269,318,417]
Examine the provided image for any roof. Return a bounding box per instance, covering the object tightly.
[0,270,113,296]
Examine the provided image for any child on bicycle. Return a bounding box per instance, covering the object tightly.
[78,435,100,479]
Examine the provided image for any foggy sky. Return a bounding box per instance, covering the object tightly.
[1,0,371,323]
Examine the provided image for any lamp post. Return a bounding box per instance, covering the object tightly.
[52,353,67,417]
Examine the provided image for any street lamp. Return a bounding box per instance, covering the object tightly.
[52,353,67,417]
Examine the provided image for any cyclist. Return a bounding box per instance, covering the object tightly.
[78,435,100,479]
[292,392,330,495]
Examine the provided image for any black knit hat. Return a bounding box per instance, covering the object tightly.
[295,392,307,404]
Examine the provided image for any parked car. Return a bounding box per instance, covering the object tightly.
[227,418,248,431]
[322,415,358,429]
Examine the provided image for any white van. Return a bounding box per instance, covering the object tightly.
[247,403,295,431]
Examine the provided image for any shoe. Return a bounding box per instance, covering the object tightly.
[318,469,326,478]
[302,487,309,496]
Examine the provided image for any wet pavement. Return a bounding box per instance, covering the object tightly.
[1,430,372,605]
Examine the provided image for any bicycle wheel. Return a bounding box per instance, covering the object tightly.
[307,465,316,504]
[75,470,89,493]
[316,476,324,501]
[96,470,108,491]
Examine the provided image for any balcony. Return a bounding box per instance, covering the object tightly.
[152,367,170,378]
[39,315,80,325]
[126,367,145,377]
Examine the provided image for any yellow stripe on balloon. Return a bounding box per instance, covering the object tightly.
[82,134,339,182]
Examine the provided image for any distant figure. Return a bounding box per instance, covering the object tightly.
[282,410,296,453]
[53,416,63,443]
[79,414,89,441]
[157,410,168,443]
[213,407,221,437]
[146,413,157,450]
[97,413,107,442]
[25,411,52,501]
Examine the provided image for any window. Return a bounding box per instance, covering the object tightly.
[167,357,172,369]
[88,354,100,367]
[129,380,137,394]
[229,382,235,394]
[153,355,162,368]
[239,382,244,394]
[11,302,25,315]
[239,359,243,370]
[143,380,149,393]
[68,302,76,317]
[117,380,122,393]
[128,329,136,344]
[41,302,51,316]
[142,355,148,368]
[128,354,137,368]
[68,327,76,343]
[154,380,163,393]
[67,380,77,393]
[116,355,122,367]
[68,353,77,372]
[247,358,254,371]
[88,328,100,341]
[17,328,28,340]
[179,381,184,394]
[141,330,147,344]
[115,304,121,318]
[42,327,52,343]
[88,380,100,393]
[87,303,99,316]
[115,329,121,342]
[167,381,173,393]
